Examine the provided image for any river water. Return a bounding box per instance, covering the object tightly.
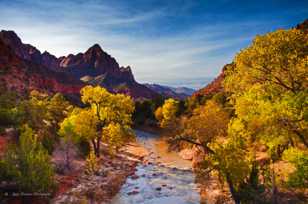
[111,130,201,204]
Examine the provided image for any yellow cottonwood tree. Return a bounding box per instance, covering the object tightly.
[155,98,179,128]
[224,28,308,152]
[223,28,308,200]
[102,122,134,154]
[60,86,135,157]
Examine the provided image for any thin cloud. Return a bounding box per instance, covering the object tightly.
[0,0,302,88]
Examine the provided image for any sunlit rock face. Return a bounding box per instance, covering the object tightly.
[0,30,159,99]
[192,63,230,97]
[0,38,83,97]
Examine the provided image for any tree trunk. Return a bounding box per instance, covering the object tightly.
[226,173,241,204]
[91,139,99,157]
[96,136,101,157]
[91,137,101,157]
[271,167,278,204]
[65,142,71,170]
[295,131,308,148]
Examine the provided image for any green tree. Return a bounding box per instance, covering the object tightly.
[17,91,71,153]
[1,125,55,192]
[133,97,164,126]
[282,148,308,188]
[0,90,20,130]
[58,114,79,170]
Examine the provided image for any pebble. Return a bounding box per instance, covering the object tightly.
[127,190,139,195]
[131,175,139,180]
[155,187,162,191]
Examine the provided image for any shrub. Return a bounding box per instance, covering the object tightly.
[1,125,55,193]
[85,150,99,175]
[77,138,91,158]
[41,132,56,155]
[283,148,308,188]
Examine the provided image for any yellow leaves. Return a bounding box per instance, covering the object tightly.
[60,85,135,155]
[58,113,79,142]
[224,28,308,95]
[282,147,308,188]
[184,100,230,144]
[81,85,110,106]
[224,27,308,153]
[213,140,250,186]
[80,85,134,126]
[155,98,179,128]
[154,107,163,122]
[85,149,99,175]
[73,109,99,140]
[102,123,133,153]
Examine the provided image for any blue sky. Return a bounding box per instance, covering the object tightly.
[0,0,307,88]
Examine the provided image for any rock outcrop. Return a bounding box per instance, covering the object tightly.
[193,63,232,97]
[296,19,308,33]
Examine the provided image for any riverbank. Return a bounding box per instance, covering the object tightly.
[52,142,147,204]
[179,146,308,204]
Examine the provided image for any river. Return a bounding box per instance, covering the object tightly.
[111,130,201,204]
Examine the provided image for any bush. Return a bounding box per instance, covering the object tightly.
[1,125,55,193]
[77,138,91,158]
[283,148,308,188]
[41,133,56,155]
[85,150,99,175]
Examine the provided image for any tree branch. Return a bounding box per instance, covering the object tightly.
[174,135,215,154]
[293,129,308,148]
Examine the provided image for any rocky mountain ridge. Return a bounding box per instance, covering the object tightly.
[0,38,83,97]
[0,30,158,99]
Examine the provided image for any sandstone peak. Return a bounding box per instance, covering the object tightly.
[86,43,104,55]
[0,30,159,99]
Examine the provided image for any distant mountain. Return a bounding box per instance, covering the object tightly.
[0,30,159,99]
[144,83,195,99]
[170,86,195,96]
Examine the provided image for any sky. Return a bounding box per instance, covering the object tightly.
[0,0,307,89]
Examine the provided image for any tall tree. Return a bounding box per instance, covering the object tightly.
[224,28,308,200]
[62,86,135,157]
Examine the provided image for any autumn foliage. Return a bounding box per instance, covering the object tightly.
[156,28,308,203]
